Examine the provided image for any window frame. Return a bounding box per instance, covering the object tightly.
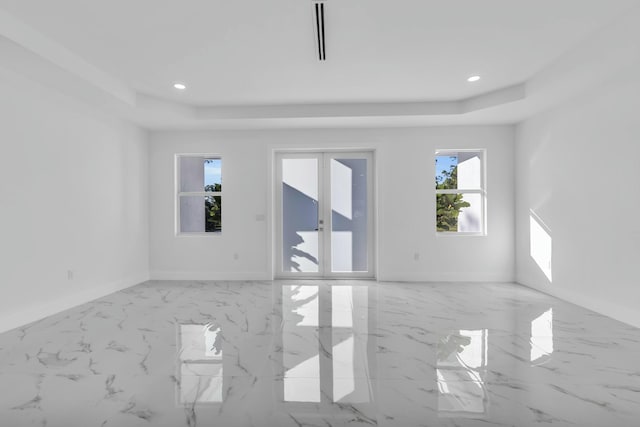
[175,154,222,236]
[435,149,486,236]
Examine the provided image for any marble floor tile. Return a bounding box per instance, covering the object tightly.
[0,280,639,426]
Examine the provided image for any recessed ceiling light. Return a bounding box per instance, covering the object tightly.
[173,82,187,90]
[467,75,481,82]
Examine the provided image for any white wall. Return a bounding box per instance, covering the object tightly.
[149,126,515,282]
[515,60,640,327]
[0,65,149,333]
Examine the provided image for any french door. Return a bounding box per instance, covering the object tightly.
[275,151,374,278]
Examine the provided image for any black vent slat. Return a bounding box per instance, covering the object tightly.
[314,2,326,61]
[320,3,325,60]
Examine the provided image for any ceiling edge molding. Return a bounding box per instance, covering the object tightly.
[461,84,526,114]
[0,8,135,106]
[140,84,525,122]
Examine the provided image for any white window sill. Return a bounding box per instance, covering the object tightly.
[436,232,486,237]
[176,232,222,237]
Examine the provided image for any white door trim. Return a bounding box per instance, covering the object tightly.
[275,150,376,279]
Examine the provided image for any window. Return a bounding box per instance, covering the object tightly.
[177,155,222,234]
[435,150,485,234]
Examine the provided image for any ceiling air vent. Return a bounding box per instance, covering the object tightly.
[313,1,326,61]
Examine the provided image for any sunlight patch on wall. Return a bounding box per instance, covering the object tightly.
[530,211,552,282]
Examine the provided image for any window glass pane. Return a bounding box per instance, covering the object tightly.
[435,155,458,189]
[180,157,221,192]
[457,152,481,190]
[436,193,482,233]
[180,196,222,233]
[436,152,481,190]
[180,156,205,192]
[204,158,222,191]
[458,193,482,232]
[206,195,222,232]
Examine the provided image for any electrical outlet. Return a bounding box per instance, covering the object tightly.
[233,253,239,260]
[67,270,74,280]
[413,252,420,261]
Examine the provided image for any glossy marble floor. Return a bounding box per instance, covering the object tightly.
[0,280,639,427]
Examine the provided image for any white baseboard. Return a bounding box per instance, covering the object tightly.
[150,271,513,283]
[150,271,271,281]
[378,272,515,283]
[517,279,640,329]
[0,272,149,334]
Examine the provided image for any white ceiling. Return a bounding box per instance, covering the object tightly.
[1,0,639,130]
[0,0,637,108]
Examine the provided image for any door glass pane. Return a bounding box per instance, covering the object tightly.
[282,158,320,273]
[331,158,367,273]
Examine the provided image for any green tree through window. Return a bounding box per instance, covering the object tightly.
[205,184,222,232]
[435,158,470,232]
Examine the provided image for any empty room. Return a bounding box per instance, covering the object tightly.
[1,1,639,426]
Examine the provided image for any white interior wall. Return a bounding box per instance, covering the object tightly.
[149,126,515,282]
[0,65,149,333]
[515,59,640,328]
[1,2,637,333]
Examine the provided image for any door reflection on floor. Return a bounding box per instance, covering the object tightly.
[279,284,374,407]
[172,284,556,425]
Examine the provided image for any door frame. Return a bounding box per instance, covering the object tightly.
[274,150,376,279]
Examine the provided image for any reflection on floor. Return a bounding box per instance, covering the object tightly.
[0,280,639,426]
